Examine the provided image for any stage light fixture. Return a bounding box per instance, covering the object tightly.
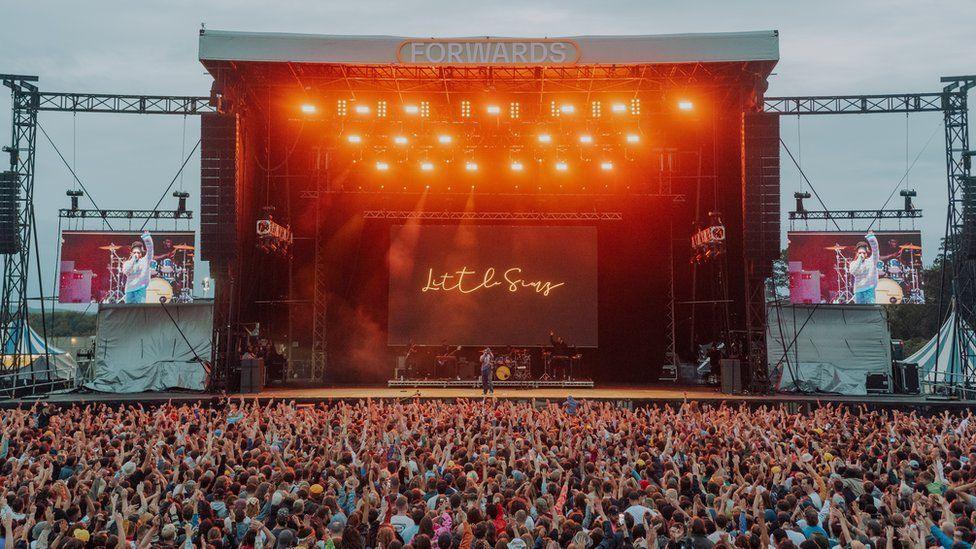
[579,134,593,144]
[420,101,430,118]
[377,100,387,118]
[560,104,575,114]
[630,97,641,115]
[510,161,524,171]
[300,104,316,114]
[555,161,568,172]
[337,99,348,116]
[460,100,471,118]
[438,135,452,144]
[550,100,559,117]
[421,161,434,171]
[465,162,478,171]
[611,103,627,113]
[347,134,362,144]
[591,101,601,118]
[678,100,694,111]
[376,161,389,171]
[486,105,501,115]
[404,104,419,115]
[626,134,640,143]
[538,134,552,143]
[394,136,408,145]
[600,161,614,171]
[354,104,371,115]
[510,102,520,119]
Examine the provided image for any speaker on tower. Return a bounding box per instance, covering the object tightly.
[0,171,21,255]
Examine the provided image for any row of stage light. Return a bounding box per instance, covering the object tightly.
[343,131,643,146]
[366,158,617,172]
[299,98,694,119]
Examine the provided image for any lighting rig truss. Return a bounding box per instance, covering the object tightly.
[764,75,976,393]
[361,211,623,221]
[59,209,193,219]
[0,73,213,388]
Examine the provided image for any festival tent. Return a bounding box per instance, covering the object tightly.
[905,309,976,389]
[0,319,77,382]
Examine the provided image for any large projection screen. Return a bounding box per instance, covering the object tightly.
[389,225,598,347]
[59,231,195,304]
[787,230,924,305]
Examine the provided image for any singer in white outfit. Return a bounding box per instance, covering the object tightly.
[122,231,154,303]
[847,231,879,304]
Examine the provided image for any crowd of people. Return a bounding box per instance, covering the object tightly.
[1,398,974,549]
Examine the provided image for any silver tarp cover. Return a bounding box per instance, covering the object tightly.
[86,302,212,393]
[766,304,891,395]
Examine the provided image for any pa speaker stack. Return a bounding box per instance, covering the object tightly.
[892,361,920,394]
[0,172,21,255]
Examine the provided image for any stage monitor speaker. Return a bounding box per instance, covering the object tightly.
[866,372,891,394]
[893,361,920,394]
[240,358,265,393]
[720,359,743,394]
[0,171,21,255]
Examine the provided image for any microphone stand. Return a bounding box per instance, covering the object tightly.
[158,297,214,392]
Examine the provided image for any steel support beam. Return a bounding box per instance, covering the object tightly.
[361,210,623,221]
[59,208,192,219]
[789,209,922,220]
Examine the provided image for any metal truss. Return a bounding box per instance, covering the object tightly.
[361,210,623,221]
[1,75,41,390]
[788,209,922,220]
[59,208,192,219]
[764,93,945,115]
[387,378,595,389]
[36,92,213,115]
[767,76,976,393]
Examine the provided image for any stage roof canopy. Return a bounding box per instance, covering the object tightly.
[199,29,779,66]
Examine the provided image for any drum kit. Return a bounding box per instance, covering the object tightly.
[493,348,531,381]
[825,242,924,305]
[99,243,196,304]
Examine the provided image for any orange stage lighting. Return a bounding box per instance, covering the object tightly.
[437,135,452,144]
[510,161,524,171]
[678,100,694,111]
[486,105,501,115]
[555,161,568,172]
[630,97,641,115]
[579,134,593,144]
[377,100,387,118]
[300,104,316,114]
[404,104,419,115]
[393,136,408,145]
[625,134,640,143]
[375,161,389,171]
[537,134,552,143]
[611,103,627,114]
[460,100,471,118]
[420,161,434,171]
[420,101,430,118]
[347,134,362,144]
[591,101,601,118]
[600,161,614,171]
[336,100,348,116]
[509,102,520,119]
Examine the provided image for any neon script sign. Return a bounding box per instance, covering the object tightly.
[397,39,580,65]
[422,267,565,296]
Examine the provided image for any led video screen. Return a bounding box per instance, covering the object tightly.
[389,225,598,346]
[59,230,196,304]
[787,230,924,305]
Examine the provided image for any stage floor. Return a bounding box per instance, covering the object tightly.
[4,384,973,409]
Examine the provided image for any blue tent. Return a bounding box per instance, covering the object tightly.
[906,304,976,390]
[1,319,76,380]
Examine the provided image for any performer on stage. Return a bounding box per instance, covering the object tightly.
[122,231,154,303]
[847,231,879,304]
[480,347,494,396]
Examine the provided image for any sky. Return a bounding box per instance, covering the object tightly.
[1,0,974,307]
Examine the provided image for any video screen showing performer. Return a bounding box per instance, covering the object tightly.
[787,230,924,305]
[59,230,196,304]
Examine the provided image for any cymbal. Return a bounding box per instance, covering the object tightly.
[98,244,122,251]
[824,245,849,252]
[173,244,195,251]
[899,244,922,251]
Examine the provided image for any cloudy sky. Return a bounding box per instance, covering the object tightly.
[1,0,974,306]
